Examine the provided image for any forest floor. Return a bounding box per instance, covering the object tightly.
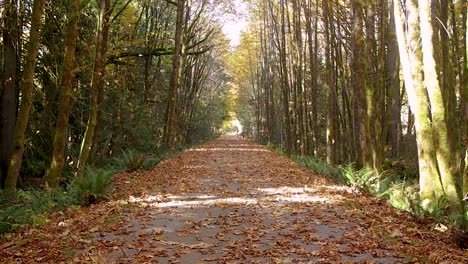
[1,135,468,263]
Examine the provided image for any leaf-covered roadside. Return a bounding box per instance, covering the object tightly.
[0,147,197,262]
[2,136,468,263]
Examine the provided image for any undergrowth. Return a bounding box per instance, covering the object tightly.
[0,141,193,237]
[267,142,468,246]
[113,149,147,172]
[0,166,118,237]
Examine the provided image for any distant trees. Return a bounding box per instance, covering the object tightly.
[233,0,467,206]
[0,0,230,194]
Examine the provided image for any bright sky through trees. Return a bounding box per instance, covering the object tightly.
[221,0,248,47]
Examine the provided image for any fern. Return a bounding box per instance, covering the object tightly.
[113,149,146,172]
[71,166,114,204]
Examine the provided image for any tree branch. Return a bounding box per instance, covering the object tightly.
[164,0,177,6]
[108,45,213,64]
[110,0,134,24]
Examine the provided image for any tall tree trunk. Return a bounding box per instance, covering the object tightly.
[419,0,462,206]
[324,0,336,165]
[278,0,293,152]
[440,0,462,193]
[462,0,468,194]
[365,0,379,172]
[45,0,81,188]
[76,0,111,177]
[460,0,468,193]
[387,0,401,158]
[0,0,18,189]
[305,0,318,155]
[351,0,371,169]
[164,0,185,149]
[394,0,444,204]
[4,0,46,194]
[312,1,319,156]
[292,0,306,155]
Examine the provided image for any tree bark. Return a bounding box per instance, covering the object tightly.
[45,0,81,188]
[76,0,111,177]
[0,0,18,189]
[460,0,468,193]
[387,0,401,158]
[419,0,462,206]
[394,0,444,204]
[323,0,336,165]
[164,0,185,149]
[4,0,46,194]
[461,0,468,194]
[351,0,371,169]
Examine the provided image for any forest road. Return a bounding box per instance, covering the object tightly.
[82,135,465,263]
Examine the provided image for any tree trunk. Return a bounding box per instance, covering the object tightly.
[45,0,81,188]
[462,0,468,194]
[164,0,185,150]
[0,0,18,188]
[305,0,319,155]
[278,0,293,153]
[351,0,371,169]
[0,0,18,189]
[393,0,444,204]
[419,0,462,206]
[4,0,46,194]
[76,0,111,177]
[387,0,401,158]
[323,0,335,165]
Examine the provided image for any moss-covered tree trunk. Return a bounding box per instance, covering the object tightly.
[461,0,468,195]
[45,0,81,188]
[351,0,371,169]
[419,0,462,206]
[394,0,444,204]
[76,0,111,177]
[4,0,46,194]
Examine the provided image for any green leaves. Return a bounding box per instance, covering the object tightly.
[113,149,146,172]
[71,166,114,204]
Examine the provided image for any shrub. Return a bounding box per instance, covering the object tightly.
[113,149,146,172]
[0,205,34,234]
[70,166,114,205]
[337,164,380,193]
[292,155,341,183]
[0,165,115,236]
[141,155,162,170]
[0,189,71,235]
